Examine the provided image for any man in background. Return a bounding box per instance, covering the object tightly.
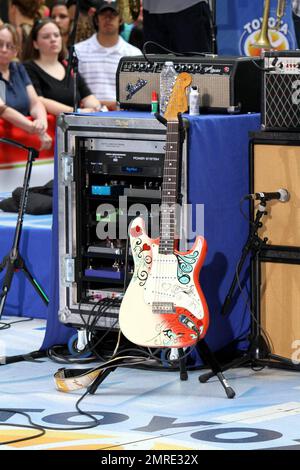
[75,0,141,110]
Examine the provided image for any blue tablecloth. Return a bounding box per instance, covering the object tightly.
[0,212,52,319]
[42,111,261,355]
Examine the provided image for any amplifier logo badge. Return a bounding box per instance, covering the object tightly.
[126,78,148,100]
[203,66,222,74]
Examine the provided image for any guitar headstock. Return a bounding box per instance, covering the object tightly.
[164,72,192,121]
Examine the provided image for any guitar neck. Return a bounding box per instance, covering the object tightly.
[159,120,180,255]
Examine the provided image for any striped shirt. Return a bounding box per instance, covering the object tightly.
[75,34,141,102]
[143,0,207,14]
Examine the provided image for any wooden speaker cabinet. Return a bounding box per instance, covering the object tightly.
[250,133,300,247]
[250,132,300,364]
[260,257,300,360]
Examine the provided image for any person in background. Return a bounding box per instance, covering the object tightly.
[67,0,98,44]
[23,18,101,115]
[0,0,9,23]
[38,0,49,18]
[292,0,300,48]
[143,0,213,53]
[50,0,72,47]
[75,0,141,110]
[0,23,51,150]
[8,0,42,57]
[121,0,144,51]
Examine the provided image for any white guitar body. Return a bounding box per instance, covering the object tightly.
[119,217,209,348]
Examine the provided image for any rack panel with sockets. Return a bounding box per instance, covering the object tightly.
[56,114,188,331]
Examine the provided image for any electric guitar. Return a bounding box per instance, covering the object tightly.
[119,73,209,348]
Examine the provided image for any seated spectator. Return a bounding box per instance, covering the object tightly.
[8,0,42,58]
[75,1,142,110]
[23,18,101,115]
[0,23,51,150]
[50,0,72,47]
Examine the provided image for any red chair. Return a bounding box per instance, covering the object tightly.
[0,114,56,167]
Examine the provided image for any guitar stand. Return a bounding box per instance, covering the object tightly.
[198,339,236,398]
[178,341,235,398]
[87,350,190,396]
[87,344,235,399]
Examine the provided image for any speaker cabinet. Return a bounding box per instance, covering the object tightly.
[251,139,300,247]
[251,133,300,364]
[260,260,300,361]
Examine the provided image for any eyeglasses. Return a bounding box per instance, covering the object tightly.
[0,41,16,51]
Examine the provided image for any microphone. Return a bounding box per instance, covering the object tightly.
[246,188,290,202]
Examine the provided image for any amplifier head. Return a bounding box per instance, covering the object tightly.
[116,54,261,113]
[262,50,300,131]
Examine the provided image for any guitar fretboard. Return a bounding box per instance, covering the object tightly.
[159,120,180,255]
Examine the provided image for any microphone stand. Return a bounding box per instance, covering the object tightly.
[199,198,300,385]
[208,0,218,54]
[0,138,49,321]
[221,199,268,317]
[65,0,81,112]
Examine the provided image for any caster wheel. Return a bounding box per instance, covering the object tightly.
[160,349,172,368]
[68,334,92,358]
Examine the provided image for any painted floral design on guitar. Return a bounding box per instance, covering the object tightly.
[148,308,204,347]
[130,224,143,238]
[176,251,199,285]
[132,237,152,286]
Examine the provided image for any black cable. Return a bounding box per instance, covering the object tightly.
[0,409,45,446]
[82,299,120,361]
[46,346,97,364]
[142,40,215,64]
[142,41,185,63]
[47,297,121,364]
[0,317,34,331]
[250,59,276,73]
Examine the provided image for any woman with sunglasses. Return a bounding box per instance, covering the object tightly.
[0,23,51,150]
[23,18,101,115]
